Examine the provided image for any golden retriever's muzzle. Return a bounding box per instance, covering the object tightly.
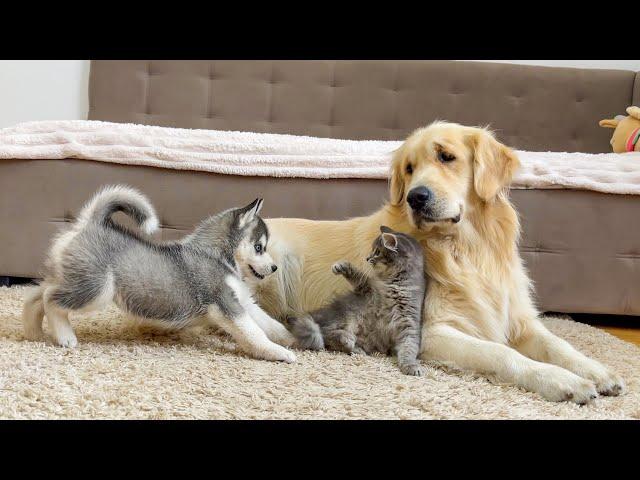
[406,186,461,225]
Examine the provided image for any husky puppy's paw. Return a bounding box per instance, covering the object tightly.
[282,349,297,363]
[53,332,78,348]
[51,326,78,348]
[23,325,46,342]
[268,346,296,363]
[250,343,297,363]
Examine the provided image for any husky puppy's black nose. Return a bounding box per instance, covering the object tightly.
[407,186,433,210]
[271,265,278,272]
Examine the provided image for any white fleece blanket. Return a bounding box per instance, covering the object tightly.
[1,120,640,195]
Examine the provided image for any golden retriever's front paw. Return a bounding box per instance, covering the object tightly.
[587,369,625,396]
[533,366,598,404]
[256,345,297,363]
[572,360,625,397]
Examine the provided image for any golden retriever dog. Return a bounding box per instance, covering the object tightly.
[258,122,624,404]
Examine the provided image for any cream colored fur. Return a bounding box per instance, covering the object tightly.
[260,122,625,404]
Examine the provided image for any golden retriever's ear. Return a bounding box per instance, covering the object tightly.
[469,129,520,202]
[389,146,406,206]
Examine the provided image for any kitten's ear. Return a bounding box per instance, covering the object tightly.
[380,225,393,234]
[381,232,398,251]
[237,198,263,228]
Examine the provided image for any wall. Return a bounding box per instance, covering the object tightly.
[0,60,638,129]
[471,60,640,71]
[0,60,90,128]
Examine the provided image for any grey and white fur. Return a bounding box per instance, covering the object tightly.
[288,226,427,375]
[22,185,296,363]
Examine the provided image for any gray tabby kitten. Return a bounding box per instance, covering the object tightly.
[288,226,427,375]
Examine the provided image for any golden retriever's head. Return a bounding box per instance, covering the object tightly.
[390,122,519,229]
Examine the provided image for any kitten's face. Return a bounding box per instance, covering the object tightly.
[366,226,421,278]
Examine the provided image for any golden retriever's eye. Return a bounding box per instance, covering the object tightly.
[405,163,413,174]
[437,150,456,163]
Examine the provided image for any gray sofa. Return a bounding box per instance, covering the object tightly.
[1,60,639,315]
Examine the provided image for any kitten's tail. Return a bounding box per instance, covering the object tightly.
[76,185,159,235]
[287,314,325,351]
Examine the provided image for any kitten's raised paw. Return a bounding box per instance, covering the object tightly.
[331,261,351,275]
[400,363,425,376]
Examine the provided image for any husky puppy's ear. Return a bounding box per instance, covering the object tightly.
[237,198,264,228]
[381,232,398,251]
[254,198,264,215]
[380,225,394,234]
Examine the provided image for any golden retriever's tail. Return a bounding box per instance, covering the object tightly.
[286,314,324,351]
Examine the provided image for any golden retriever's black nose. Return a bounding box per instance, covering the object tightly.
[407,186,433,210]
[271,265,278,272]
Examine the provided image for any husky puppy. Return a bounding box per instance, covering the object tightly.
[22,185,296,363]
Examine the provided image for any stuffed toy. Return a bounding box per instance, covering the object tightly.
[599,106,640,153]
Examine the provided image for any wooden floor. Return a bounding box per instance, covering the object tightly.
[561,313,640,346]
[597,326,640,346]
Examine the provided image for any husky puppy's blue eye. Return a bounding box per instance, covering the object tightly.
[254,244,262,253]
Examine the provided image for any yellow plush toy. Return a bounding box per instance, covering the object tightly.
[599,106,640,153]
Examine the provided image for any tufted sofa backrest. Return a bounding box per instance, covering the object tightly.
[89,60,639,153]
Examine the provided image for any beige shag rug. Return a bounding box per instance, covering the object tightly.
[1,286,640,419]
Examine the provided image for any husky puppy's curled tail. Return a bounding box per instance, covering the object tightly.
[287,314,325,350]
[77,185,159,234]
